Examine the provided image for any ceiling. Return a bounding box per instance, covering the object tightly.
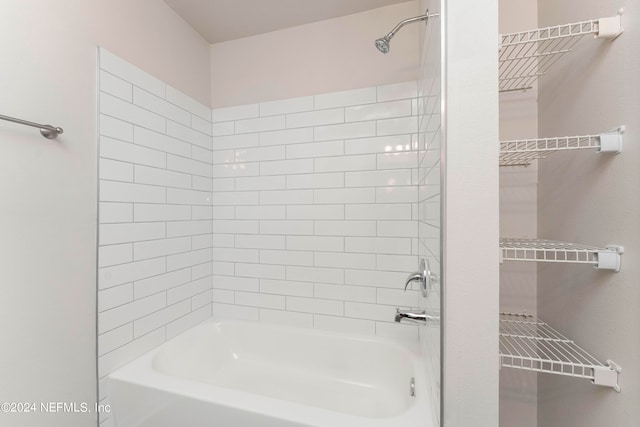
[164,0,409,44]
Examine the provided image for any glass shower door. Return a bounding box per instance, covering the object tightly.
[417,0,442,424]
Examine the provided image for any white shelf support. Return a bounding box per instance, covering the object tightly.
[596,245,624,272]
[593,361,622,392]
[595,9,624,40]
[597,126,625,153]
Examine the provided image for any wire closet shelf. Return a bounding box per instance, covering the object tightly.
[498,11,623,92]
[499,238,623,271]
[499,127,624,167]
[500,313,621,391]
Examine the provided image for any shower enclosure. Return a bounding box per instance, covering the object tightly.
[95,0,500,425]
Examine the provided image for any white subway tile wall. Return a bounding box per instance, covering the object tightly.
[97,48,213,423]
[97,49,423,426]
[210,81,420,340]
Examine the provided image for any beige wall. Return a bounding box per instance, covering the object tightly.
[210,1,419,108]
[498,0,539,426]
[0,1,210,426]
[537,0,640,426]
[93,1,212,107]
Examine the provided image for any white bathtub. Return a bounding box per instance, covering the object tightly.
[109,319,433,427]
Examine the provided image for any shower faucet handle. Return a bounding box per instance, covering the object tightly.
[403,259,438,297]
[404,271,425,290]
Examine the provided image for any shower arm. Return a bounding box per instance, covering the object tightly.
[384,11,437,39]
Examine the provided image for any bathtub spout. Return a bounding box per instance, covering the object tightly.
[395,308,440,325]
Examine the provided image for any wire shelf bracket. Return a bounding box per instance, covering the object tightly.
[499,238,624,272]
[500,126,624,166]
[499,9,624,92]
[500,313,622,392]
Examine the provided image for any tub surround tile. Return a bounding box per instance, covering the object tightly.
[98,159,133,182]
[99,244,133,268]
[345,99,412,122]
[97,328,165,379]
[212,303,259,321]
[133,87,191,126]
[192,289,214,309]
[314,283,377,304]
[286,236,344,252]
[260,158,313,176]
[99,70,133,102]
[98,293,167,334]
[260,127,313,146]
[259,309,313,328]
[211,289,235,304]
[376,116,419,136]
[185,81,418,343]
[99,48,165,98]
[212,121,235,136]
[167,121,212,149]
[235,234,286,250]
[212,103,260,123]
[235,291,285,310]
[260,96,314,117]
[134,126,191,158]
[167,276,212,305]
[134,165,191,189]
[98,51,419,414]
[191,115,213,136]
[212,275,259,292]
[286,108,344,129]
[286,296,344,316]
[133,269,192,299]
[235,263,286,280]
[166,305,212,339]
[100,115,134,142]
[313,154,376,173]
[235,115,286,134]
[99,284,134,313]
[286,266,344,285]
[314,121,376,142]
[101,92,166,133]
[166,85,210,121]
[345,203,412,220]
[260,279,314,298]
[213,133,260,150]
[101,137,167,168]
[285,140,344,159]
[192,262,213,280]
[235,206,285,220]
[132,237,190,261]
[314,87,377,109]
[344,134,413,155]
[286,172,344,190]
[98,49,214,405]
[166,188,212,205]
[133,300,191,338]
[377,81,418,102]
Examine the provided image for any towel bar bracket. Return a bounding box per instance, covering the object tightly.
[0,113,63,140]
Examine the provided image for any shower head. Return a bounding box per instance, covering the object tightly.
[375,10,437,54]
[375,36,391,54]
